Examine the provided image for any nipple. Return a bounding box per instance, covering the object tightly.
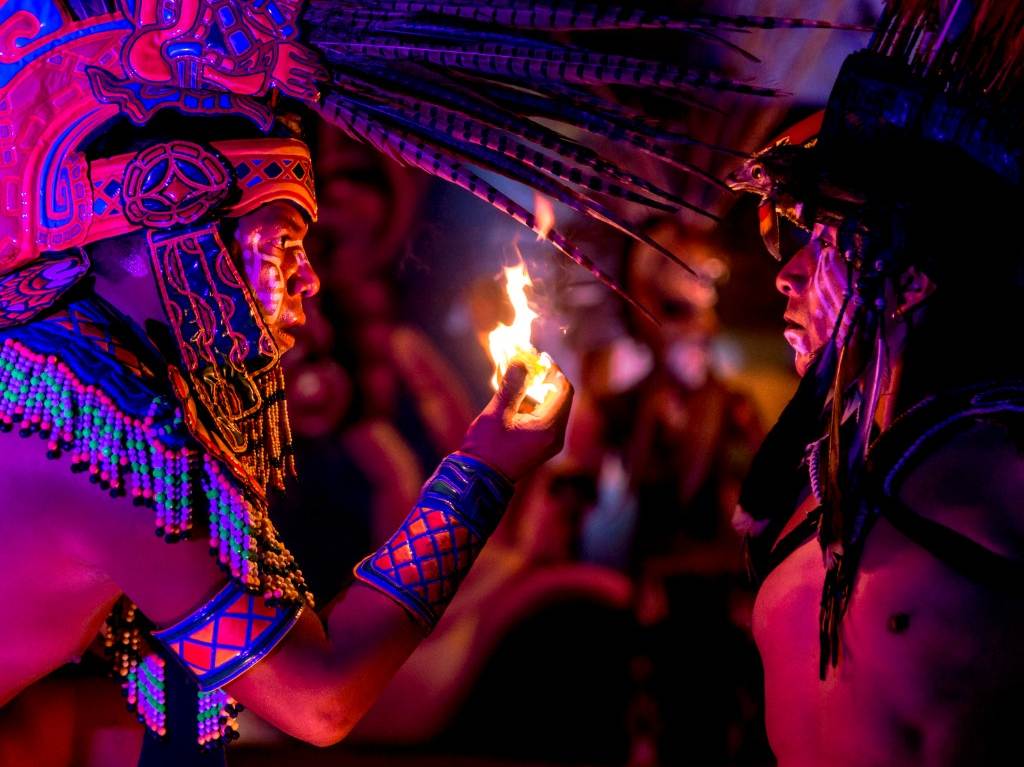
[887,613,911,634]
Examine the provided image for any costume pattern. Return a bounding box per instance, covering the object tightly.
[121,141,234,228]
[153,579,304,691]
[0,252,91,329]
[355,453,514,628]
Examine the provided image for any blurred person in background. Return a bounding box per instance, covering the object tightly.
[566,218,767,765]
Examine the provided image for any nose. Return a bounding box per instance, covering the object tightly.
[774,245,813,298]
[293,251,320,299]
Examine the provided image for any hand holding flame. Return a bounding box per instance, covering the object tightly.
[464,255,573,480]
[460,361,573,482]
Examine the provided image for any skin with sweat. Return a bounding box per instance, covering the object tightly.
[757,225,1024,766]
[0,200,573,748]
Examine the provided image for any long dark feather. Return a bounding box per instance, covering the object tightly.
[314,39,784,96]
[333,91,703,269]
[309,0,870,34]
[333,68,695,209]
[479,83,740,186]
[327,56,740,192]
[318,93,656,319]
[479,79,743,154]
[300,0,856,303]
[354,66,693,202]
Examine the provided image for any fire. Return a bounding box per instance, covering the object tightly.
[534,193,555,240]
[487,260,555,404]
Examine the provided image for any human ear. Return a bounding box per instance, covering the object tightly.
[893,266,936,318]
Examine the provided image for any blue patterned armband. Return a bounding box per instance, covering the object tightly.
[354,452,515,628]
[152,580,303,692]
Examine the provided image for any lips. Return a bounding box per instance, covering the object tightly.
[782,315,809,355]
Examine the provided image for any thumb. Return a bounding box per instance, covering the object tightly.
[494,361,528,415]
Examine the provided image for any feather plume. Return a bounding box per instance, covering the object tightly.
[319,93,657,319]
[301,0,862,302]
[311,1,870,34]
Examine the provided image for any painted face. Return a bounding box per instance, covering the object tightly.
[775,223,851,377]
[232,200,319,353]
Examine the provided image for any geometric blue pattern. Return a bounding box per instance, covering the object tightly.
[153,580,302,691]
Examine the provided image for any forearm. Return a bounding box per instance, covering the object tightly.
[225,581,422,745]
[225,452,513,744]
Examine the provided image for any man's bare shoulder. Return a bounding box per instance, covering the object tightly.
[0,427,225,622]
[897,416,1024,557]
[0,428,145,561]
[0,430,97,520]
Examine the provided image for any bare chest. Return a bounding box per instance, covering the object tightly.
[0,507,120,706]
[752,506,1024,766]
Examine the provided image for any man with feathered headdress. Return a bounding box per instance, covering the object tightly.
[728,1,1024,763]
[0,0,857,763]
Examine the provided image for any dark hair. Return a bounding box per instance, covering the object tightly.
[867,161,1024,407]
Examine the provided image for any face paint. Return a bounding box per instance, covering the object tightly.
[232,201,319,353]
[776,223,852,376]
[809,225,851,338]
[238,232,285,322]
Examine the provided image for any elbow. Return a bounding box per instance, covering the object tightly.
[291,697,360,748]
[303,727,350,749]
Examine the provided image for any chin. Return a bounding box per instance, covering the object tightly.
[275,332,296,354]
[794,352,813,378]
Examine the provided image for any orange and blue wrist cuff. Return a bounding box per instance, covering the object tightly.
[354,452,514,629]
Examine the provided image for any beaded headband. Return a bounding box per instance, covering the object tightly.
[86,138,318,247]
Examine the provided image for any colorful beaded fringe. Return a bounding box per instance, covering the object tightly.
[0,326,311,746]
[118,644,242,746]
[0,335,310,603]
[0,337,194,535]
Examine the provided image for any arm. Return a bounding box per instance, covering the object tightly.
[896,417,1024,560]
[70,362,572,746]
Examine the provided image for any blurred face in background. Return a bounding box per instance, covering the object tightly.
[628,221,728,389]
[310,124,429,297]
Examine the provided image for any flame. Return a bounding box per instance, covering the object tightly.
[534,193,555,240]
[487,260,555,403]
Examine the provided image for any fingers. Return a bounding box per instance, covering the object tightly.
[493,361,529,417]
[528,367,574,425]
[553,377,574,433]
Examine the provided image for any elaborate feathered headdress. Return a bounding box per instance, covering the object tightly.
[0,0,865,491]
[1,0,865,305]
